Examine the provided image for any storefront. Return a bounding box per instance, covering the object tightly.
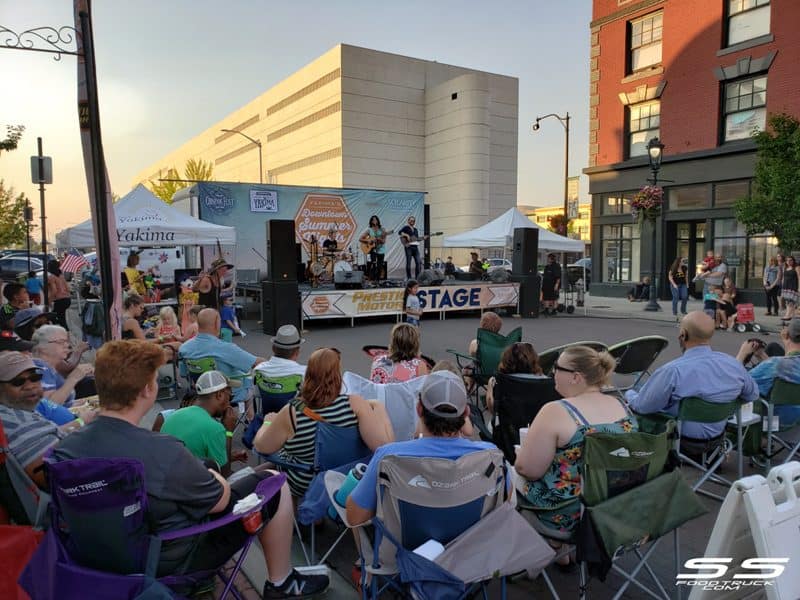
[587,143,778,305]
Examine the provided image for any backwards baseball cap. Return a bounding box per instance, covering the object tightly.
[0,330,35,352]
[786,318,800,343]
[0,351,39,381]
[420,371,468,417]
[195,370,241,395]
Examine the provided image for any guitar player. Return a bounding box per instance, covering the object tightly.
[359,215,388,281]
[398,215,424,280]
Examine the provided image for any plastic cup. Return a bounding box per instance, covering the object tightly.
[519,427,529,443]
[241,510,263,534]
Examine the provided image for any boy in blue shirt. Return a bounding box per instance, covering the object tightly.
[25,272,43,306]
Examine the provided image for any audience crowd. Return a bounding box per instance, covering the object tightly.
[2,252,799,599]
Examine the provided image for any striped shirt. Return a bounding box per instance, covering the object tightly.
[281,395,358,496]
[0,404,64,468]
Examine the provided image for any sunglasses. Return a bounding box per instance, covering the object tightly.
[3,372,44,387]
[553,363,578,374]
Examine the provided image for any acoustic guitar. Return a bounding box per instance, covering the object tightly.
[359,229,394,254]
[399,231,444,247]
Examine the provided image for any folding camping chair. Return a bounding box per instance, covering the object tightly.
[606,335,669,392]
[253,370,303,415]
[537,341,608,376]
[180,356,217,389]
[674,396,746,501]
[447,326,522,439]
[260,419,372,565]
[327,449,554,600]
[575,428,707,600]
[490,374,561,464]
[763,378,800,468]
[19,456,285,600]
[0,418,49,528]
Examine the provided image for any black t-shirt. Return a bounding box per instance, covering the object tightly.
[322,238,338,252]
[54,416,224,570]
[399,225,419,243]
[543,262,562,283]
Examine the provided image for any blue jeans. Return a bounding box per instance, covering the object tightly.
[670,284,688,315]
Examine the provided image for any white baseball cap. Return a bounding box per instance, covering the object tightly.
[195,370,240,395]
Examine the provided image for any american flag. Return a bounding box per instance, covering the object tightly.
[60,248,89,273]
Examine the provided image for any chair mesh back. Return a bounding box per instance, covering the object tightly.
[677,396,739,424]
[47,457,152,574]
[609,337,669,375]
[375,450,505,563]
[492,375,561,463]
[314,422,371,472]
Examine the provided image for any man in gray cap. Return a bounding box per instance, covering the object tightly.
[346,370,501,525]
[0,352,94,489]
[253,324,306,414]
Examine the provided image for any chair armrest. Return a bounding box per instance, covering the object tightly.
[445,349,475,371]
[258,452,315,474]
[160,473,286,541]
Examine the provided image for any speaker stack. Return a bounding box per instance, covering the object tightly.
[262,220,301,335]
[512,228,540,318]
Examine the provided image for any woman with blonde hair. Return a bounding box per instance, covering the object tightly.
[515,346,638,545]
[254,348,394,497]
[370,323,430,383]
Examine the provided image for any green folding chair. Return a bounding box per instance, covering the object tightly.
[674,396,745,501]
[578,427,706,600]
[182,356,217,389]
[763,378,800,468]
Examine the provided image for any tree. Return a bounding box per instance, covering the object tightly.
[0,180,34,247]
[735,113,800,251]
[0,125,25,155]
[547,213,573,237]
[148,158,214,203]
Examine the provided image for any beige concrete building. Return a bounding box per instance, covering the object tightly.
[524,203,592,245]
[133,44,518,253]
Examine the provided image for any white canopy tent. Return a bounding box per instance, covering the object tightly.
[56,184,236,248]
[443,207,584,253]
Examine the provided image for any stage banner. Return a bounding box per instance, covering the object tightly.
[302,283,519,319]
[192,183,424,275]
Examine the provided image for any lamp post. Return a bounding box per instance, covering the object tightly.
[644,137,665,312]
[221,128,263,184]
[533,112,571,290]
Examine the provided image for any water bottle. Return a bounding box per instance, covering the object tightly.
[328,463,367,520]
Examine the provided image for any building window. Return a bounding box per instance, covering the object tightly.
[600,192,634,215]
[727,0,770,47]
[714,180,750,207]
[601,224,640,283]
[747,234,779,289]
[724,75,767,141]
[628,101,660,158]
[629,12,663,72]
[668,185,709,211]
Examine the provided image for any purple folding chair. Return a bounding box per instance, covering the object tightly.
[19,456,285,600]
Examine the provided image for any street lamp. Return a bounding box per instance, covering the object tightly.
[533,112,571,294]
[220,128,263,184]
[644,136,665,312]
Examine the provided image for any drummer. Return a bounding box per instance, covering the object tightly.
[322,227,339,257]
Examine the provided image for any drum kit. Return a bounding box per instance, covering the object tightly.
[306,235,355,287]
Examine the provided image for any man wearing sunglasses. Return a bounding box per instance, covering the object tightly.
[0,352,94,490]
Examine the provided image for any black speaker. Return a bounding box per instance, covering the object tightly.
[266,220,297,281]
[512,228,539,275]
[418,269,443,286]
[261,280,301,335]
[514,274,541,318]
[334,270,364,290]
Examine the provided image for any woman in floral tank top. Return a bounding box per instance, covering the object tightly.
[515,346,638,538]
[370,323,430,383]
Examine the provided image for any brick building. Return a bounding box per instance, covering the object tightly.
[586,0,800,302]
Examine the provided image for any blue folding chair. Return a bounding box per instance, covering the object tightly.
[260,420,372,565]
[19,456,285,600]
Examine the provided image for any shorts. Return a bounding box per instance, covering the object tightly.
[541,281,557,301]
[159,471,282,576]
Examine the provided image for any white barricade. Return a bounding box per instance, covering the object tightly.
[688,461,800,600]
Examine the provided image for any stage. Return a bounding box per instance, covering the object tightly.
[236,280,519,326]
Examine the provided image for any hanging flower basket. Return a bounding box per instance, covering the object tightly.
[631,185,663,223]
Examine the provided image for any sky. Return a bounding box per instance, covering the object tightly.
[1,0,591,239]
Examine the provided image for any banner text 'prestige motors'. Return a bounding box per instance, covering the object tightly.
[351,290,403,313]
